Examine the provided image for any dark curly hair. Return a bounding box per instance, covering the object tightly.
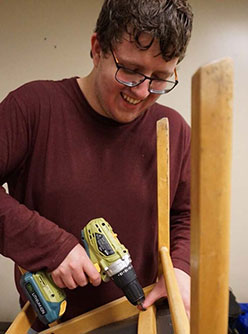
[95,0,193,62]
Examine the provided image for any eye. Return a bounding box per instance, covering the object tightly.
[120,67,141,77]
[122,67,135,74]
[155,74,170,81]
[121,64,139,73]
[153,72,173,81]
[153,76,164,81]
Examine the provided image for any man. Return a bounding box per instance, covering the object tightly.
[0,0,193,331]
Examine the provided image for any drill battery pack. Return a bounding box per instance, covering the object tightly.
[20,271,67,325]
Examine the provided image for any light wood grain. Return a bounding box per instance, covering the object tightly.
[138,305,157,334]
[157,117,190,333]
[190,58,233,334]
[5,302,36,334]
[39,285,154,334]
[160,247,190,334]
[156,117,170,272]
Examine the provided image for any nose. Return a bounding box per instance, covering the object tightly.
[131,79,150,100]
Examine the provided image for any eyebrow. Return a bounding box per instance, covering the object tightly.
[116,56,138,68]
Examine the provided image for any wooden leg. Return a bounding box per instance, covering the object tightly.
[191,58,233,334]
[157,117,189,333]
[5,302,36,334]
[138,305,157,334]
[136,117,170,334]
[39,285,154,334]
[156,118,170,255]
[160,247,190,334]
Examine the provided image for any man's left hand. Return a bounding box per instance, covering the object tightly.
[140,268,191,318]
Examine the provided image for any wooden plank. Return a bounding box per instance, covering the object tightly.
[156,117,189,333]
[135,118,169,334]
[160,247,190,334]
[137,305,157,334]
[156,117,170,275]
[157,117,170,251]
[39,285,154,334]
[190,58,233,334]
[6,302,36,334]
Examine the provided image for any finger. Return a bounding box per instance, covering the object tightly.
[142,277,167,309]
[52,268,78,290]
[173,268,191,318]
[62,274,78,290]
[89,273,102,287]
[72,269,89,287]
[51,273,66,289]
[83,262,101,287]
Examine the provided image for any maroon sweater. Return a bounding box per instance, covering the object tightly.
[0,78,190,327]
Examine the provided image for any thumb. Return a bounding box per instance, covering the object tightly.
[142,276,167,309]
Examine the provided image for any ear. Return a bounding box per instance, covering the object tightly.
[91,33,101,67]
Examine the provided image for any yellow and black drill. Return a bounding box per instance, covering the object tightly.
[20,218,145,325]
[81,218,145,308]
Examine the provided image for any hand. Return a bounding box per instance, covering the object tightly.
[141,268,191,318]
[51,244,101,289]
[173,268,191,318]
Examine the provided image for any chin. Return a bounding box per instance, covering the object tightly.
[113,109,145,124]
[114,114,140,124]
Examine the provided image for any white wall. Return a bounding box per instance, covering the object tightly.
[0,0,103,322]
[0,0,247,322]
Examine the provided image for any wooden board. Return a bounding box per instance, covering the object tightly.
[157,118,170,254]
[190,58,233,334]
[160,247,189,334]
[39,285,154,334]
[156,116,170,322]
[5,302,36,334]
[138,305,157,334]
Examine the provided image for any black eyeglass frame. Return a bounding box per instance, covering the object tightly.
[110,48,179,95]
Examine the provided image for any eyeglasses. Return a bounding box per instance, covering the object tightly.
[110,48,178,95]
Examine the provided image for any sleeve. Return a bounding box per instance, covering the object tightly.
[0,91,79,272]
[170,122,191,276]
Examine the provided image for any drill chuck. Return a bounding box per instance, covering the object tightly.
[112,264,145,306]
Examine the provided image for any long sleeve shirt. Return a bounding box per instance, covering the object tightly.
[0,78,190,327]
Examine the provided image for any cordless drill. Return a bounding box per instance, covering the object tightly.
[20,217,145,325]
[81,218,145,308]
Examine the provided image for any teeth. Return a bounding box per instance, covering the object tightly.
[122,93,141,105]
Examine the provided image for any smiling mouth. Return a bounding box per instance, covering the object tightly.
[121,93,141,105]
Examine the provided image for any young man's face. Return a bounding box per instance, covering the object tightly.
[91,33,178,124]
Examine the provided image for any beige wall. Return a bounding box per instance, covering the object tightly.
[0,0,247,322]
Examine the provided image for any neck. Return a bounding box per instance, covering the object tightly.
[77,71,98,107]
[77,73,92,100]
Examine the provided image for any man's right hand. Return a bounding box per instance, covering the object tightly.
[51,244,101,289]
